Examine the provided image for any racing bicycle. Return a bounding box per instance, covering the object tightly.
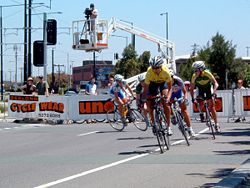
[149,95,170,153]
[195,95,216,139]
[170,98,190,146]
[106,99,148,132]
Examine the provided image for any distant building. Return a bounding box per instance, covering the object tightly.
[72,60,114,90]
[237,57,250,64]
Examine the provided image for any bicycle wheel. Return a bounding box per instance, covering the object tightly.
[206,110,216,139]
[106,108,125,131]
[129,109,148,131]
[176,111,190,146]
[155,112,169,153]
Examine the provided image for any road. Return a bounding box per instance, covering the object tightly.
[0,119,249,188]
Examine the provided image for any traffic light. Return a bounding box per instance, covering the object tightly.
[33,40,44,67]
[47,19,57,45]
[114,53,119,60]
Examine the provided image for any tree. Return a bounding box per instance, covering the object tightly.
[113,44,139,78]
[137,51,151,73]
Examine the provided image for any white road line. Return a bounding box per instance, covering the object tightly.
[33,153,149,188]
[34,127,210,188]
[77,131,99,137]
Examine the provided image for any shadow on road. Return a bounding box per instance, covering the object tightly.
[188,168,234,188]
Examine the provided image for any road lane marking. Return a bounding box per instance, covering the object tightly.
[77,131,99,137]
[34,127,210,188]
[33,153,149,188]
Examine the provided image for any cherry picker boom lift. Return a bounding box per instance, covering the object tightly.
[72,17,176,72]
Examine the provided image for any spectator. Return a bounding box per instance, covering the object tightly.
[21,77,36,95]
[184,81,191,92]
[237,79,245,89]
[108,74,114,89]
[86,77,97,95]
[90,3,98,32]
[36,76,49,97]
[235,79,246,122]
[85,77,97,123]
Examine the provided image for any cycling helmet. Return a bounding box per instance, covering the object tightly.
[168,69,174,77]
[149,56,164,67]
[192,61,205,70]
[138,74,145,82]
[114,74,124,81]
[184,81,190,85]
[27,77,33,81]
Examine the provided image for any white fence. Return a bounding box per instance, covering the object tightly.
[6,89,250,121]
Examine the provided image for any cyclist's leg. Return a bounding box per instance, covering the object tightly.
[205,89,218,124]
[208,98,220,132]
[115,91,127,119]
[161,84,172,135]
[197,90,205,121]
[180,100,195,136]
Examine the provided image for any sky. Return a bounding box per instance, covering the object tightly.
[1,0,250,82]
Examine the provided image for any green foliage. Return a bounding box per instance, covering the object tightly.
[179,56,195,81]
[113,44,150,78]
[179,32,250,89]
[137,51,151,72]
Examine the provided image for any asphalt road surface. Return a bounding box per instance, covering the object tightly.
[0,118,249,188]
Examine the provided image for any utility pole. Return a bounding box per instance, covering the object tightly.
[13,45,18,91]
[54,64,64,91]
[24,0,27,83]
[8,70,13,82]
[191,43,199,57]
[246,46,250,57]
[160,12,168,57]
[27,0,32,78]
[19,67,23,83]
[52,48,55,91]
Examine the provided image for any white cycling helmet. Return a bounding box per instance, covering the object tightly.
[149,56,164,67]
[138,74,145,82]
[184,81,190,85]
[192,61,205,70]
[114,74,124,81]
[168,69,174,77]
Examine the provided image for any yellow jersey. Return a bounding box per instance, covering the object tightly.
[191,69,214,89]
[145,65,172,85]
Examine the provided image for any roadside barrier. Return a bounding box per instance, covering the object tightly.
[6,89,250,122]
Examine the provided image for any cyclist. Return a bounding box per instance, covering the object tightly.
[190,60,220,132]
[110,74,135,123]
[144,56,173,135]
[169,69,195,137]
[135,74,150,127]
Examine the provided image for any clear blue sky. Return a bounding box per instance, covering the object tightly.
[1,0,250,81]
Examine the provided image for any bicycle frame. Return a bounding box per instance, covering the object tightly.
[171,98,190,146]
[150,96,170,153]
[195,97,216,139]
[106,99,148,131]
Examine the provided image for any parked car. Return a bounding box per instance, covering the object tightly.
[64,91,77,96]
[78,89,86,95]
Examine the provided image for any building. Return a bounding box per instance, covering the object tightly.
[72,60,114,90]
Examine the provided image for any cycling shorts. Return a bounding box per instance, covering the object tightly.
[197,87,213,100]
[148,82,167,96]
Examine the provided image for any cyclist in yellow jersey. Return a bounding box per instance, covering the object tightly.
[144,56,173,135]
[190,61,220,132]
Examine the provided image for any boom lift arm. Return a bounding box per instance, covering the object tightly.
[72,17,176,72]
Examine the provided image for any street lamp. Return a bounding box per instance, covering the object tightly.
[160,12,169,56]
[246,46,250,57]
[110,34,128,47]
[120,19,135,49]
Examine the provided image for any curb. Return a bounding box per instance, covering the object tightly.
[214,158,250,187]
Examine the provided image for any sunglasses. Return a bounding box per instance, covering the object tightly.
[152,66,161,70]
[194,69,201,72]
